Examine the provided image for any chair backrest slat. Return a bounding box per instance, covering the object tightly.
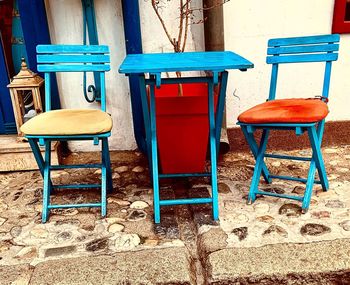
[37,54,110,64]
[267,43,339,55]
[266,34,340,101]
[37,44,110,112]
[267,53,338,64]
[37,45,109,54]
[38,64,110,72]
[37,45,110,73]
[268,34,340,47]
[267,34,340,65]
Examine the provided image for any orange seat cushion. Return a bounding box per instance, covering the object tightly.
[238,98,329,124]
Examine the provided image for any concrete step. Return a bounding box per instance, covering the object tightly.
[0,135,59,172]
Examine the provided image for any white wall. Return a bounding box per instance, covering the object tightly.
[45,0,349,151]
[45,0,203,151]
[224,0,350,128]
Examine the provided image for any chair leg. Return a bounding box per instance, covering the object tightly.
[101,138,110,217]
[42,140,51,223]
[149,85,161,223]
[208,80,219,221]
[241,126,271,184]
[302,125,329,212]
[28,138,54,192]
[301,126,329,212]
[102,138,113,194]
[247,129,270,204]
[309,125,329,191]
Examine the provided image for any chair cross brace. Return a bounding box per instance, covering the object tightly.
[240,120,329,212]
[28,136,112,223]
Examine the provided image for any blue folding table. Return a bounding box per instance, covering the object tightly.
[119,51,253,223]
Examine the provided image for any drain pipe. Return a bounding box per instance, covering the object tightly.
[121,0,146,153]
[203,0,230,154]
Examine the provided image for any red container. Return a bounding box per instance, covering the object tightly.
[154,82,217,174]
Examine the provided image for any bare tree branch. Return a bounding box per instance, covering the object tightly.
[151,0,177,51]
[176,0,184,52]
[181,1,190,52]
[150,0,230,53]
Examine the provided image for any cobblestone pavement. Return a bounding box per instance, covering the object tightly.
[1,145,350,284]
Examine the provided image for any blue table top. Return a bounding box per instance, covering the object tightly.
[118,51,254,74]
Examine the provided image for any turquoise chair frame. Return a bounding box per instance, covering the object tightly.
[26,45,112,223]
[238,34,340,212]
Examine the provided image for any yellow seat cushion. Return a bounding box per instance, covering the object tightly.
[20,109,113,136]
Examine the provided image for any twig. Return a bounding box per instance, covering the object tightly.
[181,1,190,52]
[177,0,184,52]
[151,0,177,50]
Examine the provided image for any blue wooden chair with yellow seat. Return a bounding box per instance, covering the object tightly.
[20,45,113,223]
[237,34,340,213]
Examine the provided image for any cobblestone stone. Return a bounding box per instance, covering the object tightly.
[1,146,350,283]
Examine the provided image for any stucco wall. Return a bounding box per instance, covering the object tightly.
[45,0,349,151]
[45,0,203,151]
[224,0,350,128]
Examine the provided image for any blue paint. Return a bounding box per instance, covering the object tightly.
[42,140,51,223]
[208,79,219,220]
[268,175,321,184]
[48,203,102,209]
[241,125,271,184]
[238,34,340,211]
[121,0,146,153]
[148,83,161,223]
[119,51,254,74]
[50,164,102,169]
[120,51,253,223]
[82,0,101,102]
[11,0,28,73]
[255,191,304,202]
[54,184,101,189]
[26,132,111,140]
[26,45,112,223]
[102,137,113,193]
[159,198,213,206]
[18,0,61,110]
[159,173,211,178]
[215,71,229,155]
[247,129,270,204]
[37,45,109,53]
[268,34,340,46]
[265,154,312,162]
[267,44,339,55]
[0,36,15,134]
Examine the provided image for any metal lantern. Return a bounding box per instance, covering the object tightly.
[7,58,44,136]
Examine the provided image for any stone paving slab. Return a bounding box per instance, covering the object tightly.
[206,239,350,284]
[0,263,33,285]
[30,247,193,285]
[1,145,350,284]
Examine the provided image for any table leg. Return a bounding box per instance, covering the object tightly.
[208,79,219,221]
[148,83,161,223]
[138,75,153,179]
[215,71,229,156]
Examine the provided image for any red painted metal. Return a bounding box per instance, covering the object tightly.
[0,0,15,75]
[332,0,350,34]
[154,83,218,174]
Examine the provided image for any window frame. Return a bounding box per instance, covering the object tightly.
[332,0,350,34]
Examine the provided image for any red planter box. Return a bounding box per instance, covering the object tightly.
[154,82,217,174]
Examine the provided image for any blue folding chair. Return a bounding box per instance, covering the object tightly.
[20,45,113,222]
[237,34,340,212]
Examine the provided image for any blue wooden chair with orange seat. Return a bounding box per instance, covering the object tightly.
[237,34,340,213]
[20,45,113,223]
